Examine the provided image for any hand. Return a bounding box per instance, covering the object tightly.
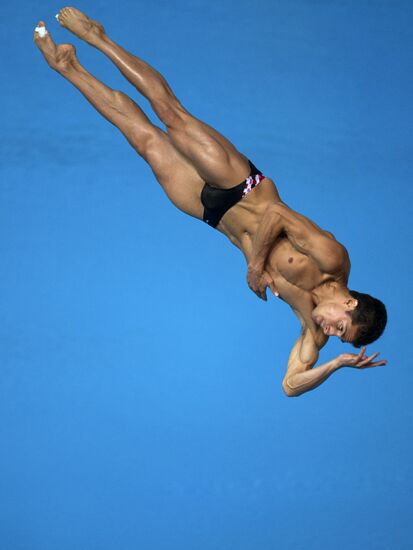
[336,347,388,369]
[247,264,279,301]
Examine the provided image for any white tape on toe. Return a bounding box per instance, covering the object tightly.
[55,13,60,21]
[35,26,48,38]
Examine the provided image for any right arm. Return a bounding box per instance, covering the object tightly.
[247,202,348,298]
[247,203,285,299]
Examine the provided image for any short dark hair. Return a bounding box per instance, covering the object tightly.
[347,290,387,348]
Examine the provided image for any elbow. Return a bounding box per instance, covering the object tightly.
[282,379,299,398]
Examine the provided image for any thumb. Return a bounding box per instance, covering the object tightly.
[267,280,279,297]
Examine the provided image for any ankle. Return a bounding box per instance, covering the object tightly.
[85,26,107,48]
[92,32,112,50]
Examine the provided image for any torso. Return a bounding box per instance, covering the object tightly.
[216,177,350,348]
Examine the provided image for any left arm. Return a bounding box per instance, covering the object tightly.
[282,328,342,397]
[282,329,387,397]
[283,354,342,397]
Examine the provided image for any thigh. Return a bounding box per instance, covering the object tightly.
[159,100,251,189]
[143,128,205,219]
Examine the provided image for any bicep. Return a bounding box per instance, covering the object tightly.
[285,328,319,378]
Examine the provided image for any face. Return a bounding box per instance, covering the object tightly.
[312,302,358,342]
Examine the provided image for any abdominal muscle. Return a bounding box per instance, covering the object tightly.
[217,178,330,317]
[217,177,283,256]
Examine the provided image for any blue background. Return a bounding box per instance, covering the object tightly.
[1,1,412,548]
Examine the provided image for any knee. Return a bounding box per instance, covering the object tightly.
[113,90,129,106]
[152,95,186,128]
[129,126,160,158]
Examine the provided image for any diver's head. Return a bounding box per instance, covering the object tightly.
[345,290,387,347]
[312,289,387,347]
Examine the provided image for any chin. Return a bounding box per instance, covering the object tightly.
[312,313,323,327]
[311,307,322,322]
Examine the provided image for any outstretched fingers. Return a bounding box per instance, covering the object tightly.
[357,347,367,361]
[359,351,380,365]
[359,351,388,368]
[361,359,388,368]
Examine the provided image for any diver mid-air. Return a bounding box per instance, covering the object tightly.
[34,7,387,396]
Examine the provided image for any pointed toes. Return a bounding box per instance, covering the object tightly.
[34,21,49,40]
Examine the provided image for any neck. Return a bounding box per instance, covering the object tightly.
[312,280,351,305]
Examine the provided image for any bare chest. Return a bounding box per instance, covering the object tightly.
[265,239,330,346]
[267,238,328,291]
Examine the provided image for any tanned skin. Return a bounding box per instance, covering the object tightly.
[34,8,387,397]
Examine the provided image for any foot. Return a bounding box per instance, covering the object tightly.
[56,7,105,44]
[34,21,77,72]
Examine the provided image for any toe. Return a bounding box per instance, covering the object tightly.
[59,11,68,26]
[34,21,47,40]
[34,21,56,56]
[70,7,84,18]
[34,19,46,31]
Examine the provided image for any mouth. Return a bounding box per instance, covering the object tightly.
[322,322,333,335]
[316,317,331,334]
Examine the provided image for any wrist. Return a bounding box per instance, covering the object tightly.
[248,259,264,272]
[331,357,343,369]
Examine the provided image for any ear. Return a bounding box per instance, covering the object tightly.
[344,298,358,310]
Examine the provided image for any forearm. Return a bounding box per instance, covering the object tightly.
[249,205,285,270]
[284,359,343,397]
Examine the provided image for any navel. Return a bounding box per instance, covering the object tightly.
[288,257,293,264]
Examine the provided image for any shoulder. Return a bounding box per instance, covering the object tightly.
[289,324,321,368]
[321,231,351,274]
[292,307,328,352]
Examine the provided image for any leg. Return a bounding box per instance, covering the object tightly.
[57,8,251,189]
[34,22,204,219]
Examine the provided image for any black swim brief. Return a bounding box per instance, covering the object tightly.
[201,160,265,228]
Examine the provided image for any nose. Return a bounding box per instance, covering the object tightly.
[324,325,337,336]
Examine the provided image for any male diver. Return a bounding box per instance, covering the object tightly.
[34,8,387,397]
